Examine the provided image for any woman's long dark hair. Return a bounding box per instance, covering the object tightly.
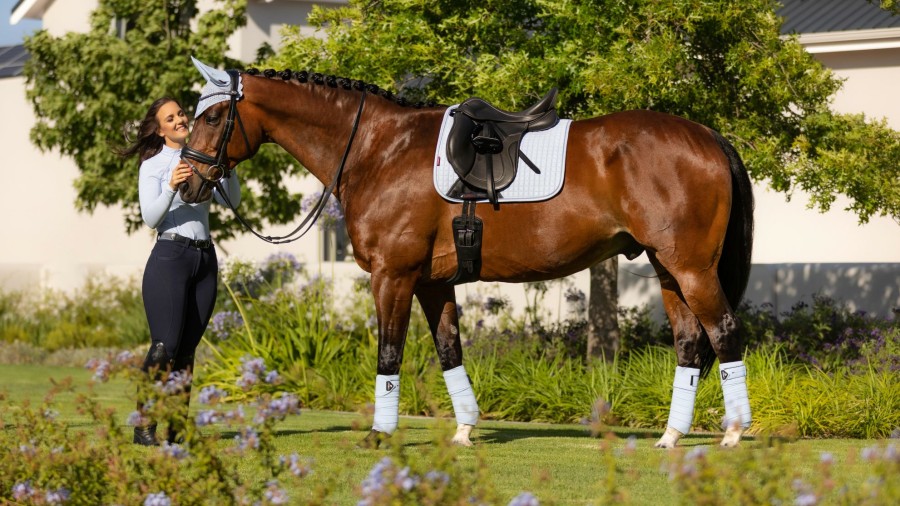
[118,97,183,162]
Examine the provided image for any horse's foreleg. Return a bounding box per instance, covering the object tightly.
[416,283,479,447]
[359,273,418,448]
[651,264,707,449]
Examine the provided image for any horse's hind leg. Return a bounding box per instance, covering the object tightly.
[650,256,711,449]
[416,283,479,447]
[655,259,752,447]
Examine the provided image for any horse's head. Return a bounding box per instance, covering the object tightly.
[180,57,259,203]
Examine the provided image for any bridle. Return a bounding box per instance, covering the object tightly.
[181,70,251,185]
[182,69,368,244]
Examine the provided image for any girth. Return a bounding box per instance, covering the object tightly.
[446,88,560,208]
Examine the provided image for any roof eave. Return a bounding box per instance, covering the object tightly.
[793,27,900,53]
[10,0,55,25]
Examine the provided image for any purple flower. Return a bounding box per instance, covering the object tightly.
[395,466,419,492]
[195,410,221,427]
[85,359,111,382]
[234,427,260,451]
[144,492,172,506]
[223,405,246,423]
[209,311,244,340]
[115,350,136,363]
[12,481,34,501]
[281,453,313,477]
[255,394,301,423]
[127,410,151,427]
[260,252,304,285]
[45,488,71,504]
[425,470,450,485]
[685,446,708,460]
[508,492,540,506]
[265,370,281,384]
[360,457,394,498]
[795,493,818,506]
[161,442,189,460]
[301,191,344,230]
[264,480,289,505]
[237,371,260,390]
[159,370,193,395]
[198,385,229,405]
[242,356,267,374]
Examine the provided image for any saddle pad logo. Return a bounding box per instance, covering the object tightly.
[433,106,573,203]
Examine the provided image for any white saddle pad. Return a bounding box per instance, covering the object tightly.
[433,105,573,203]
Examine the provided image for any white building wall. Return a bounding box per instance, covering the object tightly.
[40,0,92,36]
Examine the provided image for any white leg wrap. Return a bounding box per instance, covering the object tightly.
[720,360,751,429]
[666,366,700,435]
[373,374,400,434]
[443,365,479,426]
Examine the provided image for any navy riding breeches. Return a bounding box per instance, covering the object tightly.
[142,239,218,360]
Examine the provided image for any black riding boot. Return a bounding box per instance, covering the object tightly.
[166,353,195,445]
[133,341,172,446]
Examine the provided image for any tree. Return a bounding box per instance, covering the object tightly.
[269,0,900,357]
[23,0,302,240]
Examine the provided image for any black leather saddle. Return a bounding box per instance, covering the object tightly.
[446,88,560,206]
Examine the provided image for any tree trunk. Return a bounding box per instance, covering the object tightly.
[587,257,620,360]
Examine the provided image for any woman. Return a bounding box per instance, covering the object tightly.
[120,97,240,445]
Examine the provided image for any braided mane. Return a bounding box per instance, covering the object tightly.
[245,68,439,109]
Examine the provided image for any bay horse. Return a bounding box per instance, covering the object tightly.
[180,60,754,449]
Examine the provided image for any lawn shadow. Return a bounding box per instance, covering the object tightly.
[220,425,356,440]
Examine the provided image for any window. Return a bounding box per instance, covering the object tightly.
[323,219,353,262]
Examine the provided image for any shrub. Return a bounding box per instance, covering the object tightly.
[0,353,315,505]
[738,295,898,373]
[0,276,148,353]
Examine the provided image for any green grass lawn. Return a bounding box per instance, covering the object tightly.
[0,364,891,505]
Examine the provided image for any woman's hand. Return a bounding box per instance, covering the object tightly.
[169,162,193,190]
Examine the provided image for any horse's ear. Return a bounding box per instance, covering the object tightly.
[191,56,230,88]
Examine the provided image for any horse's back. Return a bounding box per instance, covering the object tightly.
[560,109,734,266]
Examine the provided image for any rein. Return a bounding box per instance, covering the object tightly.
[209,79,368,244]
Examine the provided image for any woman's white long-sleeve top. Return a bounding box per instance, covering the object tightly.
[138,145,241,240]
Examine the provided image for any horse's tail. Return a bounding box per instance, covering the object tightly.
[699,130,755,378]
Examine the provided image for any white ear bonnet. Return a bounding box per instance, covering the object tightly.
[191,56,244,118]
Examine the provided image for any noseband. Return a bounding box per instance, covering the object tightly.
[181,69,252,185]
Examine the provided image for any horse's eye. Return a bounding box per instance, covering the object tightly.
[206,114,220,126]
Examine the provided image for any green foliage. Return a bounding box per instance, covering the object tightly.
[0,276,148,352]
[0,356,318,505]
[200,271,900,437]
[270,0,900,222]
[1,363,898,505]
[4,269,897,438]
[667,440,900,505]
[738,295,899,373]
[23,0,303,240]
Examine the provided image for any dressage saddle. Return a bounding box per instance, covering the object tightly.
[446,88,560,206]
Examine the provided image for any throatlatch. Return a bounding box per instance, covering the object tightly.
[447,199,483,285]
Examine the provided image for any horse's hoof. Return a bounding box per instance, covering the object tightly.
[451,423,475,447]
[654,427,683,449]
[720,425,743,447]
[357,430,390,449]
